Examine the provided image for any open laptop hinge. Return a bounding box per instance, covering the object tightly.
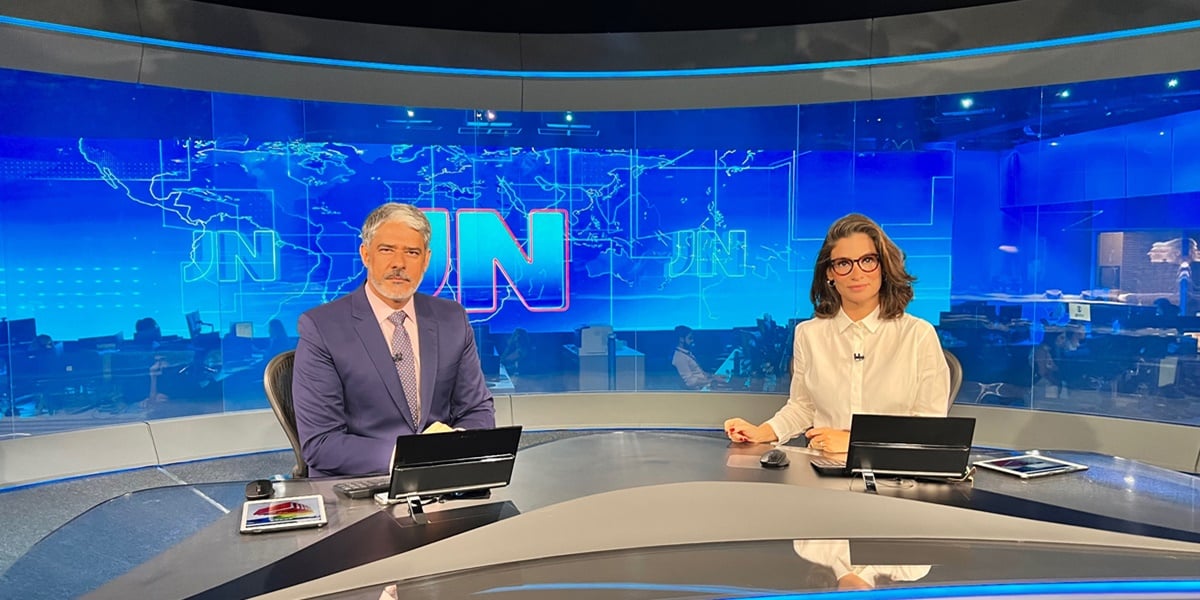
[406,496,429,525]
[861,469,878,493]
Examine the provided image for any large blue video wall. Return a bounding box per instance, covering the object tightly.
[2,65,1199,435]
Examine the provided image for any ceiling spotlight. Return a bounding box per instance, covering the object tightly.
[1056,89,1070,98]
[486,110,496,121]
[959,98,974,109]
[565,112,574,122]
[1168,78,1180,88]
[406,109,415,118]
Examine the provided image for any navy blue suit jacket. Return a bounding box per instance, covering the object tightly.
[293,287,495,477]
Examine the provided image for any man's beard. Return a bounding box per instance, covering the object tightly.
[369,271,417,304]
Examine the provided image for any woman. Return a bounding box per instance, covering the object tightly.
[724,213,950,453]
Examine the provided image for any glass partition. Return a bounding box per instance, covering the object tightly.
[1,66,1198,437]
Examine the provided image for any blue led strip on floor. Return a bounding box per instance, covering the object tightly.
[479,579,1200,598]
[3,15,1200,79]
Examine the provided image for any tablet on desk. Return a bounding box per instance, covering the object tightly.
[239,494,328,534]
[973,453,1089,479]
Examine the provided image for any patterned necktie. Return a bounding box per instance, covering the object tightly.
[386,310,420,426]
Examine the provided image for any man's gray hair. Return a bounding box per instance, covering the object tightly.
[361,202,431,249]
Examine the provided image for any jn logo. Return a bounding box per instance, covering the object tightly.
[183,210,570,315]
[668,229,747,278]
[184,229,279,283]
[442,209,569,313]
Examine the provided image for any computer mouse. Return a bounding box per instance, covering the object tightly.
[759,449,790,469]
[244,479,274,500]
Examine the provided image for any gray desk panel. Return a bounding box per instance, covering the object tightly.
[62,431,1199,600]
[265,482,1200,600]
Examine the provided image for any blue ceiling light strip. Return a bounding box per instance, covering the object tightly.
[3,15,1200,79]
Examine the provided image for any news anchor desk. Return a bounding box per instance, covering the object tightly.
[8,431,1200,599]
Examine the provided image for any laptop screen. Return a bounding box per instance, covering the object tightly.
[386,425,523,499]
[845,415,976,478]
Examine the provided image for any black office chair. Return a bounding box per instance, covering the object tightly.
[263,349,307,478]
[944,348,964,405]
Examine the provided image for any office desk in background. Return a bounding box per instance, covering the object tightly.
[562,344,645,391]
[3,431,1197,599]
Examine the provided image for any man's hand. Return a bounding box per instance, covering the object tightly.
[724,418,778,444]
[422,421,454,434]
[838,573,873,591]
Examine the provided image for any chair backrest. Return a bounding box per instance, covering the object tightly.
[263,349,307,478]
[944,348,964,406]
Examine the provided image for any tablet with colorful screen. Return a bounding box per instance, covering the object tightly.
[239,494,328,533]
[973,454,1089,479]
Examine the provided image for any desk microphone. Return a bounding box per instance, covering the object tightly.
[392,352,403,362]
[853,353,865,361]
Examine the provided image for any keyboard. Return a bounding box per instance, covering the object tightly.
[332,477,390,499]
[809,455,848,476]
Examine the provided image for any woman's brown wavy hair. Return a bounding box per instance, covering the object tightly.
[809,213,916,320]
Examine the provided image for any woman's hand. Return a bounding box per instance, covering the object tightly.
[806,427,850,453]
[724,418,778,444]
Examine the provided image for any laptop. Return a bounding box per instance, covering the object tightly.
[386,425,523,500]
[333,425,524,500]
[810,415,976,479]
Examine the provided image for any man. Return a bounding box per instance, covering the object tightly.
[293,202,495,477]
[671,325,722,390]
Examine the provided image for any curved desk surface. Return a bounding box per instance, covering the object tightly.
[4,431,1198,599]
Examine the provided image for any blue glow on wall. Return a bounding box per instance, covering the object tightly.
[3,64,1200,427]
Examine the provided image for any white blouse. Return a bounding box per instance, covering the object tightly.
[766,306,950,443]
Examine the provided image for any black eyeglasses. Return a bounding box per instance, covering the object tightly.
[828,254,880,276]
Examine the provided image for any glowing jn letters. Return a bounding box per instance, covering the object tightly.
[184,229,279,282]
[184,210,569,315]
[447,209,569,313]
[668,229,747,278]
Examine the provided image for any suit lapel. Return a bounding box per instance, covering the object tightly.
[414,294,439,416]
[352,286,416,430]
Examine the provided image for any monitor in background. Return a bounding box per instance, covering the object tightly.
[996,305,1023,323]
[385,425,523,523]
[950,301,995,319]
[1124,305,1165,330]
[578,325,613,354]
[1086,303,1127,330]
[472,324,500,378]
[472,323,491,354]
[480,353,501,379]
[0,318,37,346]
[232,322,254,338]
[74,333,123,352]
